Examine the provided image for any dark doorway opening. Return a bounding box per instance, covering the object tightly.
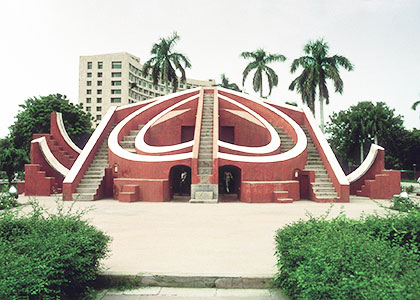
[169,165,191,201]
[219,165,241,201]
[220,126,234,144]
[181,126,195,143]
[299,174,310,200]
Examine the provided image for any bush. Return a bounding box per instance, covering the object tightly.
[0,185,19,210]
[0,201,110,299]
[274,212,420,299]
[390,193,420,213]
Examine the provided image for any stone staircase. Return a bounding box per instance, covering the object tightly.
[271,124,295,153]
[119,124,144,153]
[74,134,111,201]
[190,92,218,203]
[49,136,77,168]
[303,127,338,200]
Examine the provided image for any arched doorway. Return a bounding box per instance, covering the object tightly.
[219,165,241,201]
[169,165,191,201]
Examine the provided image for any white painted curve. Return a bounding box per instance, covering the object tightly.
[218,94,280,154]
[32,136,69,177]
[347,144,384,183]
[216,88,307,162]
[108,89,200,162]
[56,112,81,154]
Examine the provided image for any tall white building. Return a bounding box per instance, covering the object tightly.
[79,52,215,126]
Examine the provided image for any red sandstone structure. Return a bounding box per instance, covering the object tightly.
[24,87,400,202]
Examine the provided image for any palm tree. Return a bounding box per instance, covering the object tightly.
[218,74,241,92]
[289,39,354,132]
[241,49,286,98]
[142,32,191,93]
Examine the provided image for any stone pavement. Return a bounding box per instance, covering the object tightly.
[100,287,288,299]
[17,195,391,299]
[18,195,390,279]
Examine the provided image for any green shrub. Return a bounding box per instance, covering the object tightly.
[274,213,420,300]
[0,185,19,210]
[359,210,420,254]
[0,200,110,299]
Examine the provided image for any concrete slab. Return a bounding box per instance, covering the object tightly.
[103,288,283,299]
[17,195,391,279]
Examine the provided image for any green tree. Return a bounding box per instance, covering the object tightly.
[0,138,26,183]
[325,101,406,171]
[289,39,353,132]
[6,94,92,172]
[218,74,241,92]
[142,32,191,93]
[241,49,286,98]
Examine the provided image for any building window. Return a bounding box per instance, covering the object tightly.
[142,81,146,87]
[187,85,191,89]
[111,81,121,86]
[154,85,158,90]
[86,98,91,103]
[98,72,102,77]
[87,62,92,69]
[87,81,92,86]
[112,61,122,69]
[97,98,102,103]
[87,72,92,78]
[160,87,164,92]
[111,97,121,103]
[97,81,102,86]
[112,72,121,77]
[86,106,91,111]
[148,84,152,89]
[98,61,103,69]
[111,89,121,94]
[97,89,102,94]
[96,115,101,121]
[87,90,91,95]
[180,84,184,88]
[96,106,102,112]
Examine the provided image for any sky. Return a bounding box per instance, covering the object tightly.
[0,0,419,138]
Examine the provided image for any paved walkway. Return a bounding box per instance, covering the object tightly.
[18,195,390,279]
[100,287,288,299]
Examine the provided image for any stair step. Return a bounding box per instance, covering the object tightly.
[198,160,212,167]
[76,187,98,193]
[73,193,95,201]
[124,135,136,141]
[198,167,212,174]
[274,198,293,203]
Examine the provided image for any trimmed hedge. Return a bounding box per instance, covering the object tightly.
[274,211,420,300]
[0,201,110,299]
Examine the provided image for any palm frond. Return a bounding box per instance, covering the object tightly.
[252,70,262,94]
[324,65,343,94]
[266,54,286,64]
[240,51,256,59]
[412,100,420,110]
[242,61,258,85]
[265,66,278,87]
[290,56,313,73]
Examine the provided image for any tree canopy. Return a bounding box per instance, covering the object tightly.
[290,39,353,131]
[218,74,241,92]
[142,32,191,93]
[3,93,93,173]
[241,49,286,98]
[325,101,419,172]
